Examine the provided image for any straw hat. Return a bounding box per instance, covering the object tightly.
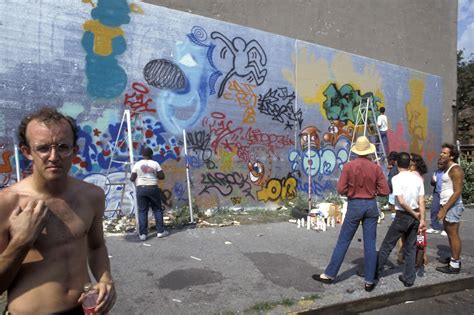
[351,136,375,156]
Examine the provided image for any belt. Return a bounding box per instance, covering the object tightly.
[396,209,419,215]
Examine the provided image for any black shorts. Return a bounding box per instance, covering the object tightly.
[4,304,84,315]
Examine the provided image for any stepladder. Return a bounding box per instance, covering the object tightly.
[103,109,141,220]
[348,98,387,171]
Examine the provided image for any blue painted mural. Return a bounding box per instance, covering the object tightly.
[0,1,443,214]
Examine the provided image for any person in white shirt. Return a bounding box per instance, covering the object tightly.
[130,147,167,241]
[376,107,389,157]
[377,152,426,287]
[435,143,465,274]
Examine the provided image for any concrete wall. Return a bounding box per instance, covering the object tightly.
[146,0,458,141]
[0,0,450,213]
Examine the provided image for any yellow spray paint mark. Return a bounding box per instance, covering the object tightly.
[219,146,237,173]
[82,0,95,8]
[83,20,124,56]
[130,3,144,14]
[405,78,428,154]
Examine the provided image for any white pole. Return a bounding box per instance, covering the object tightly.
[183,129,194,223]
[363,98,370,137]
[307,135,312,213]
[125,110,140,234]
[125,110,134,165]
[14,144,21,182]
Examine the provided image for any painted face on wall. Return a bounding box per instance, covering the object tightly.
[300,126,321,151]
[248,161,265,185]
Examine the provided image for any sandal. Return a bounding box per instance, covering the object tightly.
[312,274,334,284]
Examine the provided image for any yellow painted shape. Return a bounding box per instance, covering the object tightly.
[219,146,237,172]
[405,78,428,154]
[256,176,297,202]
[282,47,385,120]
[82,0,95,8]
[130,3,144,14]
[83,20,124,56]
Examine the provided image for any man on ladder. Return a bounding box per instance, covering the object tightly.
[377,107,389,157]
[349,98,387,168]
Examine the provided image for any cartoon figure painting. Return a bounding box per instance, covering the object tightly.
[82,0,131,99]
[211,31,268,97]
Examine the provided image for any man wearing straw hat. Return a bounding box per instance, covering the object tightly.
[313,136,389,292]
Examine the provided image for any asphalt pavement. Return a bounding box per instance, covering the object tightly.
[105,206,474,314]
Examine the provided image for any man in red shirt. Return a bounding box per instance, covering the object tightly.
[313,136,389,292]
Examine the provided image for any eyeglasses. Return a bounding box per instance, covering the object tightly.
[30,143,75,158]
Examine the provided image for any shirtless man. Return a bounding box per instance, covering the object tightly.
[0,107,115,314]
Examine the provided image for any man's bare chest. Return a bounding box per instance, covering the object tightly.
[20,196,93,247]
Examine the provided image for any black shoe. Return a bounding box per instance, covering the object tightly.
[312,274,334,284]
[436,264,461,274]
[398,275,413,287]
[365,282,376,292]
[437,257,450,264]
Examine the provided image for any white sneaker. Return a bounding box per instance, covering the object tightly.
[441,231,448,236]
[139,234,147,241]
[426,228,440,234]
[157,230,169,238]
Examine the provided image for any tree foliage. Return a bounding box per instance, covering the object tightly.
[457,50,474,142]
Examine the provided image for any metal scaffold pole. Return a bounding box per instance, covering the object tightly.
[183,129,194,223]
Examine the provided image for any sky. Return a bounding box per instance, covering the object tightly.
[458,0,474,61]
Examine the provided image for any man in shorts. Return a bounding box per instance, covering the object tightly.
[436,143,465,274]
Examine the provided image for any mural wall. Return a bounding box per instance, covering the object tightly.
[0,0,443,215]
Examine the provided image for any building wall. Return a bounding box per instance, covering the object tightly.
[0,0,449,214]
[146,0,458,142]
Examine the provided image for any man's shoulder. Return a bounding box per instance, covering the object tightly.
[449,163,464,175]
[0,178,34,203]
[70,177,105,199]
[392,170,412,180]
[0,187,21,210]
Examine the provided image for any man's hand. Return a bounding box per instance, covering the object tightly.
[77,281,115,314]
[9,200,49,247]
[418,220,427,232]
[437,206,446,222]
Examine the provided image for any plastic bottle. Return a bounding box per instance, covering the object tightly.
[416,230,427,249]
[82,283,99,315]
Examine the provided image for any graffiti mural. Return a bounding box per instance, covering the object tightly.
[1,2,443,212]
[258,87,302,130]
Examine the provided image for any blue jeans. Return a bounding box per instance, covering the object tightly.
[379,130,389,156]
[325,198,379,284]
[377,211,419,284]
[430,192,443,230]
[136,185,165,235]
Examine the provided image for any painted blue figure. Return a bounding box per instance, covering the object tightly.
[82,0,130,99]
